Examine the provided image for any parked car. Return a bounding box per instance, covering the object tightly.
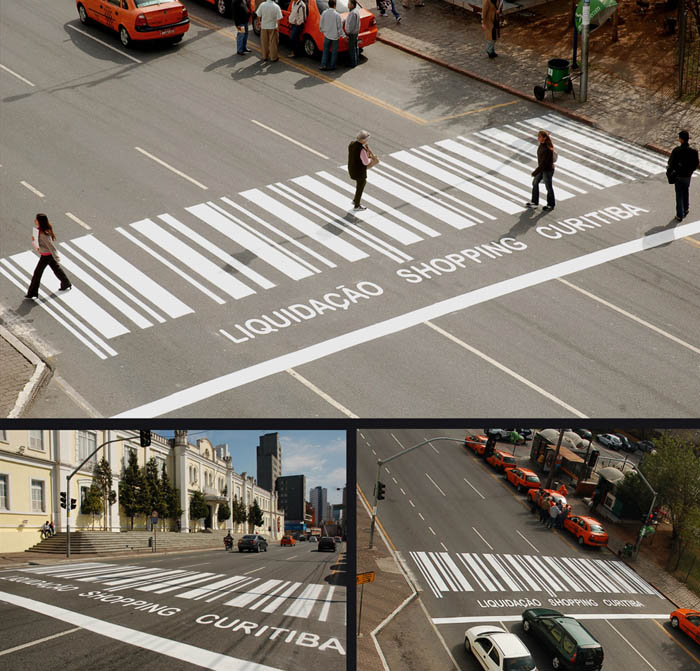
[280,535,296,546]
[237,534,268,552]
[562,515,609,547]
[635,440,656,453]
[76,0,189,47]
[573,428,593,441]
[506,467,541,492]
[318,536,336,552]
[464,625,537,671]
[297,535,307,542]
[465,434,489,455]
[529,488,567,511]
[614,434,636,452]
[484,429,510,441]
[670,609,700,644]
[506,428,533,441]
[309,536,318,543]
[334,536,342,543]
[485,450,517,472]
[596,433,622,450]
[521,608,604,670]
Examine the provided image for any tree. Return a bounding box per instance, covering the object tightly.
[248,500,264,533]
[613,471,653,520]
[119,450,143,530]
[142,458,167,526]
[189,490,209,531]
[160,463,183,529]
[82,483,103,530]
[93,457,117,531]
[218,502,231,525]
[232,496,247,531]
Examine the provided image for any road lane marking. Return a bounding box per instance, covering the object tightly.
[425,321,587,417]
[418,512,425,521]
[425,473,447,496]
[652,619,700,666]
[440,543,448,552]
[0,63,36,86]
[244,567,266,574]
[359,431,365,439]
[408,499,415,507]
[0,627,82,656]
[317,585,335,622]
[558,278,700,356]
[285,554,298,560]
[66,25,142,63]
[400,487,406,495]
[250,120,329,159]
[0,591,281,670]
[20,180,45,197]
[116,218,700,417]
[430,100,519,123]
[134,147,208,190]
[428,526,436,536]
[286,368,358,417]
[385,467,391,474]
[433,613,671,624]
[606,621,658,670]
[685,236,700,248]
[516,530,539,553]
[472,527,494,551]
[65,212,91,230]
[179,562,212,568]
[372,448,377,455]
[424,437,440,454]
[463,477,485,500]
[392,477,398,484]
[391,433,404,450]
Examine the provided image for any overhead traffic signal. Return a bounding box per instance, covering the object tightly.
[60,492,67,509]
[377,481,386,501]
[70,498,77,510]
[140,430,151,447]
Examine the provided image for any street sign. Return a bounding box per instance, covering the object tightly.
[356,571,375,585]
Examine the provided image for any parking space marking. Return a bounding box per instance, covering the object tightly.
[66,25,142,64]
[0,627,81,657]
[0,63,35,86]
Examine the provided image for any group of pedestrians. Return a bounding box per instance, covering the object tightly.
[40,520,55,538]
[535,495,571,531]
[319,0,363,70]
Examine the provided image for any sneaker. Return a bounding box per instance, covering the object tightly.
[24,294,37,299]
[396,15,402,22]
[244,49,252,53]
[59,286,72,293]
[353,205,367,211]
[525,201,537,208]
[542,205,554,212]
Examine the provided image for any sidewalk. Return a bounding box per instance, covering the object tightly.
[374,0,699,152]
[0,324,48,418]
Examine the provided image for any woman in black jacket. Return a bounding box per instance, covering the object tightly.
[233,0,251,55]
[526,130,556,212]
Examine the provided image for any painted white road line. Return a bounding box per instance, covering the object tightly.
[428,526,436,536]
[400,488,406,495]
[0,591,281,671]
[418,513,425,521]
[425,473,447,497]
[114,219,700,417]
[318,585,335,623]
[463,477,485,500]
[372,449,377,455]
[65,212,91,230]
[385,467,391,474]
[250,120,329,160]
[283,583,324,618]
[0,627,81,657]
[244,567,266,575]
[0,63,35,86]
[286,368,358,417]
[66,25,142,62]
[425,320,587,418]
[134,147,207,190]
[391,433,404,450]
[392,477,398,484]
[433,613,671,625]
[440,543,448,552]
[408,499,415,507]
[20,180,45,197]
[558,278,700,356]
[516,530,539,553]
[285,555,299,561]
[606,621,658,669]
[472,527,494,551]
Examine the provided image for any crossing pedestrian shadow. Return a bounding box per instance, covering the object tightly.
[503,208,548,239]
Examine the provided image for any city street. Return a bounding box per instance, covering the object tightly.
[357,428,700,670]
[2,1,699,418]
[0,542,346,670]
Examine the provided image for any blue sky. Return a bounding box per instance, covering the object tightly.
[159,430,346,504]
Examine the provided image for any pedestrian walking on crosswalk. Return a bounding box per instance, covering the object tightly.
[348,130,378,211]
[25,214,72,299]
[526,130,556,212]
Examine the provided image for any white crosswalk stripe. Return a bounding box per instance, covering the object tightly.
[1,116,664,357]
[409,551,663,599]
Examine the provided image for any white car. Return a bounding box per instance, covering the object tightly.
[464,625,537,671]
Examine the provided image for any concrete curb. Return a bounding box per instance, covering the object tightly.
[0,325,51,418]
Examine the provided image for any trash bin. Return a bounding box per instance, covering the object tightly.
[547,58,571,92]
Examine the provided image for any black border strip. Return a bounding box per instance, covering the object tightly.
[345,428,356,671]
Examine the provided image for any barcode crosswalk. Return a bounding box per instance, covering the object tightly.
[1,114,665,358]
[410,551,663,599]
[16,562,341,622]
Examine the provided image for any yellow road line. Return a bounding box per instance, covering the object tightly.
[684,236,700,248]
[652,619,700,665]
[357,483,397,552]
[430,100,519,123]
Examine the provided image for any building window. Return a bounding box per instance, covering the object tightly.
[28,430,44,452]
[77,431,97,464]
[31,479,45,513]
[0,474,8,510]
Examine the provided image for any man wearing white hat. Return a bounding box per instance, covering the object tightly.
[347,130,376,211]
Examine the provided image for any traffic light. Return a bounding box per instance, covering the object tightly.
[70,498,77,510]
[60,492,67,509]
[377,481,386,500]
[140,430,151,447]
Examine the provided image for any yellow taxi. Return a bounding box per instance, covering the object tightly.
[77,0,190,47]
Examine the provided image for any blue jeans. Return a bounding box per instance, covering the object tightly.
[347,34,359,67]
[388,0,400,18]
[236,23,248,53]
[321,37,338,69]
[674,176,691,219]
[532,170,555,207]
[290,24,303,55]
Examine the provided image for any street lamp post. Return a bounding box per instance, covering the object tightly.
[632,468,657,560]
[580,0,591,102]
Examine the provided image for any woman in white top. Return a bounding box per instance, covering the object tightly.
[288,0,307,58]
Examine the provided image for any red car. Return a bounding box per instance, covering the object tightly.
[506,467,541,492]
[485,450,517,472]
[670,609,700,644]
[280,535,296,546]
[252,0,377,58]
[563,515,609,547]
[465,434,488,455]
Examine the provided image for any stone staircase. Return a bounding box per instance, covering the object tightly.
[26,530,230,555]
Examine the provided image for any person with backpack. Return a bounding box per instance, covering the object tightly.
[525,130,556,212]
[667,130,699,221]
[287,0,307,58]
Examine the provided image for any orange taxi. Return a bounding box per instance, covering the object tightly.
[77,0,189,47]
[280,535,296,546]
[252,0,377,59]
[465,434,488,455]
[670,609,700,644]
[506,467,541,492]
[563,515,609,547]
[529,488,567,508]
[485,450,517,472]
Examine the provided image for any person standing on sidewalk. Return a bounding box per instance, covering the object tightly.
[526,130,556,212]
[547,500,560,529]
[320,0,344,71]
[482,0,502,59]
[25,214,72,299]
[667,130,699,221]
[378,0,401,23]
[256,0,283,62]
[348,130,377,211]
[288,0,307,57]
[233,0,252,55]
[345,0,361,67]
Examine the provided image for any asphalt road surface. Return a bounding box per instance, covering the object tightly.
[357,428,700,670]
[0,542,346,670]
[2,1,699,418]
